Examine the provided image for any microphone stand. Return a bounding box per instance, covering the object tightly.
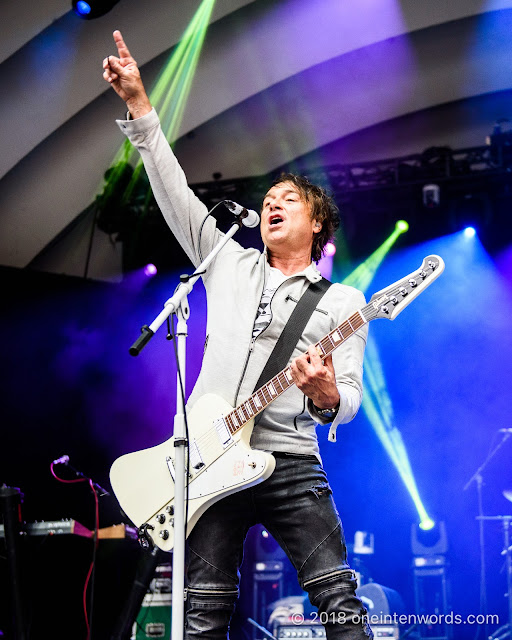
[128,217,248,640]
[464,431,512,640]
[477,516,512,640]
[0,486,27,640]
[63,459,111,497]
[57,459,109,639]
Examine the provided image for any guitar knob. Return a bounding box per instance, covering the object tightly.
[399,287,408,296]
[156,514,166,524]
[159,529,170,540]
[165,505,175,515]
[390,296,398,305]
[419,270,427,279]
[379,305,389,314]
[409,278,418,288]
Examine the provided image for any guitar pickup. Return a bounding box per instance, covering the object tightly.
[214,417,233,448]
[189,440,205,470]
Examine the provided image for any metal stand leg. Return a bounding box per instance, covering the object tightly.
[110,547,162,640]
[489,518,512,640]
[0,486,28,640]
[413,564,452,640]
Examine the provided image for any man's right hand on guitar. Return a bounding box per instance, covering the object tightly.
[103,30,152,119]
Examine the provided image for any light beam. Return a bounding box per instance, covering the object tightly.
[341,221,433,528]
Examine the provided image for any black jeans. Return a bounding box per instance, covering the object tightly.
[185,454,373,639]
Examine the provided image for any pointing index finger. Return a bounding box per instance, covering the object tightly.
[113,30,132,61]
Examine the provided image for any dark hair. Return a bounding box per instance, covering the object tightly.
[268,173,340,262]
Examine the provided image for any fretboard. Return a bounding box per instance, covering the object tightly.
[223,306,371,435]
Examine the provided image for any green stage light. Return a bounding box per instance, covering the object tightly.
[342,223,405,293]
[419,518,436,531]
[361,337,433,527]
[396,219,409,233]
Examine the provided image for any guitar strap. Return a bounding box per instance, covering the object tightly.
[252,277,332,392]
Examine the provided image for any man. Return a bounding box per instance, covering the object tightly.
[103,30,372,639]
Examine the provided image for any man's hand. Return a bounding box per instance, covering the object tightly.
[290,346,340,410]
[103,30,152,119]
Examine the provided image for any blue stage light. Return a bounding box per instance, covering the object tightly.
[72,0,120,19]
[464,226,476,238]
[75,1,91,15]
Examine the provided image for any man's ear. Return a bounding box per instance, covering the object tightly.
[313,220,322,234]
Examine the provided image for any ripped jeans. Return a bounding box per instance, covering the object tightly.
[185,453,373,639]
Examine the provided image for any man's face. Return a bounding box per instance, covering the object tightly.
[260,182,320,256]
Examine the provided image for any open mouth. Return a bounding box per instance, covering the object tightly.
[269,216,284,226]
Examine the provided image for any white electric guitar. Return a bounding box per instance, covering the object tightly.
[110,254,444,551]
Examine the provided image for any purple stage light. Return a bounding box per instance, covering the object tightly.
[144,263,158,277]
[324,242,336,257]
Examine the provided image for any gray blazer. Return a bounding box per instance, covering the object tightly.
[118,109,368,458]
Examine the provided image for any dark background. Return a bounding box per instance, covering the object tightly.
[2,225,512,639]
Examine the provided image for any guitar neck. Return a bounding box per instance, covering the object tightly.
[221,253,445,437]
[223,309,368,437]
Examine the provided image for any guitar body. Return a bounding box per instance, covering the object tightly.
[110,393,276,551]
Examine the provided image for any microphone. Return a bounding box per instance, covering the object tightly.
[52,454,70,465]
[223,200,260,228]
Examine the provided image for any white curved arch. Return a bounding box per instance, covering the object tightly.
[1,0,510,179]
[1,0,512,275]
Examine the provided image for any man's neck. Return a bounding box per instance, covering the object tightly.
[268,251,312,275]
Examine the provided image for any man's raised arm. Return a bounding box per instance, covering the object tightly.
[102,30,231,268]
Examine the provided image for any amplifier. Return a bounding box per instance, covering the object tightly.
[0,518,91,538]
[276,624,398,639]
[277,625,325,638]
[371,625,399,639]
[132,593,171,640]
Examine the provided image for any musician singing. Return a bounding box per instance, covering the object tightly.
[103,30,371,639]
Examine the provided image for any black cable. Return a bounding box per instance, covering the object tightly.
[168,314,191,542]
[197,201,228,262]
[87,481,100,640]
[88,534,98,640]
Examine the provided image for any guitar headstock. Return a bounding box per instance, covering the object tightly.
[365,255,445,321]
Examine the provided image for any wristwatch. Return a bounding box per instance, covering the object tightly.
[315,402,340,420]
